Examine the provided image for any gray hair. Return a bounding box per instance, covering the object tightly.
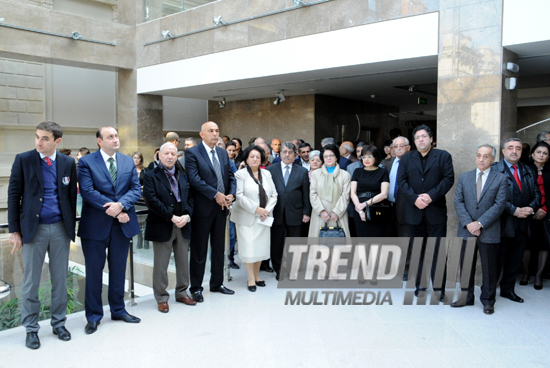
[321,137,335,147]
[185,137,198,145]
[160,142,177,152]
[392,136,410,146]
[477,144,497,159]
[254,137,266,145]
[309,150,321,160]
[536,131,550,142]
[503,138,522,149]
[282,142,296,153]
[341,142,354,153]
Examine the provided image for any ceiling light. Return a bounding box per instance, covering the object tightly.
[506,62,519,73]
[293,0,306,6]
[219,98,226,109]
[213,16,227,26]
[161,30,174,39]
[274,91,285,105]
[505,77,517,90]
[71,31,83,40]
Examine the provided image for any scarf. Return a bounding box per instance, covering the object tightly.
[159,161,181,202]
[246,165,267,208]
[318,164,341,208]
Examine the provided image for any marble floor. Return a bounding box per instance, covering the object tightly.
[1,265,549,368]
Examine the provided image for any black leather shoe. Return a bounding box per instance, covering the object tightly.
[191,291,204,303]
[275,274,280,281]
[210,285,235,294]
[500,291,524,303]
[112,313,141,323]
[534,284,543,290]
[414,288,427,297]
[255,280,266,287]
[25,332,40,350]
[519,280,528,286]
[260,265,275,273]
[85,321,100,335]
[52,326,71,341]
[451,301,474,308]
[247,283,257,292]
[483,305,494,315]
[229,261,240,269]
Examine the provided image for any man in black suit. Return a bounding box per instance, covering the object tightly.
[8,121,77,349]
[493,138,540,303]
[267,142,311,280]
[397,124,454,299]
[143,143,196,313]
[185,121,236,302]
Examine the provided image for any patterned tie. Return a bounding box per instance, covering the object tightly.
[168,172,181,202]
[284,165,290,186]
[108,157,117,187]
[44,157,52,166]
[512,164,521,191]
[477,171,483,202]
[211,149,225,193]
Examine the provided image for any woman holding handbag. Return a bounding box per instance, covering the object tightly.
[309,144,351,237]
[231,146,278,291]
[350,145,390,237]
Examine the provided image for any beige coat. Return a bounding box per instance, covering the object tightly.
[308,164,351,237]
[231,168,278,226]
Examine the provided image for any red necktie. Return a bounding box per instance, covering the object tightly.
[512,165,521,191]
[44,157,52,166]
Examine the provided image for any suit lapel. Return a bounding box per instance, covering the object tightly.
[198,144,216,174]
[423,149,437,173]
[155,168,172,192]
[411,151,423,173]
[479,169,497,202]
[32,150,45,189]
[287,163,299,187]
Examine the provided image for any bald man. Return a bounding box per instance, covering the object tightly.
[339,141,356,170]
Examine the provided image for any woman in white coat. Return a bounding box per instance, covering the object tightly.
[231,146,278,291]
[309,144,351,237]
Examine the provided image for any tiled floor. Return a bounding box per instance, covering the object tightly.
[1,266,549,368]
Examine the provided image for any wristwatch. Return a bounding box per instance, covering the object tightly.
[119,202,127,212]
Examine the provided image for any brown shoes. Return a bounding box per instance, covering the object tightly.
[158,302,169,313]
[176,295,197,306]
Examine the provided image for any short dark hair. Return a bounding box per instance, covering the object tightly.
[36,121,63,140]
[360,145,382,166]
[242,145,266,164]
[225,141,237,149]
[78,147,90,156]
[531,141,550,156]
[320,144,340,164]
[298,142,312,152]
[96,126,116,139]
[59,148,72,156]
[232,137,243,149]
[412,124,433,139]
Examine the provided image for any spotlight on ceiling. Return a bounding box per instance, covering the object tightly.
[162,30,174,39]
[293,0,306,6]
[506,62,519,73]
[505,77,517,90]
[213,16,227,26]
[408,85,416,95]
[219,98,226,109]
[274,91,286,106]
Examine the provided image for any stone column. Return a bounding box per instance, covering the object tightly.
[118,68,164,161]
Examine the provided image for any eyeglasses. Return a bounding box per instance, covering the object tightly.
[361,155,374,160]
[414,134,429,140]
[323,154,336,159]
[395,144,408,149]
[281,150,294,155]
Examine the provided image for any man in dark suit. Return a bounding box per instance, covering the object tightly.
[397,124,454,299]
[78,126,142,334]
[143,143,196,313]
[185,121,236,302]
[493,138,540,303]
[338,141,356,170]
[8,121,77,349]
[387,136,410,237]
[267,142,311,280]
[453,144,508,314]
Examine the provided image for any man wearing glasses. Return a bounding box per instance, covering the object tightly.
[397,125,454,301]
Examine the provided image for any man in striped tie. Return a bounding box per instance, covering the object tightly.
[78,126,142,334]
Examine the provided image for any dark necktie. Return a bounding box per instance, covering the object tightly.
[44,157,52,166]
[211,149,225,193]
[167,172,181,202]
[108,157,117,187]
[512,164,521,191]
[477,171,483,202]
[284,165,290,186]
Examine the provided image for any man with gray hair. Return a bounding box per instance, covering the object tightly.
[338,141,356,170]
[492,138,540,304]
[184,137,198,150]
[536,131,550,144]
[321,137,335,147]
[453,144,508,314]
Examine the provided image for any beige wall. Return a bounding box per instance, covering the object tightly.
[208,95,315,147]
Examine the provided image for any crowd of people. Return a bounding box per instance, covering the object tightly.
[7,120,550,350]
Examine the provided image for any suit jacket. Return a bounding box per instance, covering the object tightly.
[339,156,351,170]
[267,162,311,226]
[389,157,406,225]
[231,169,278,226]
[492,160,541,237]
[185,144,236,217]
[77,150,142,240]
[8,150,77,243]
[396,149,454,225]
[454,169,508,243]
[143,165,194,242]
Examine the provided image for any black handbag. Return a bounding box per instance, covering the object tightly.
[319,221,346,237]
[365,202,390,222]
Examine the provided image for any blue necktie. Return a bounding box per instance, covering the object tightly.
[388,159,399,202]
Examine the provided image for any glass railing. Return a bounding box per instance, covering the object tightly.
[144,0,217,22]
[516,118,550,152]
